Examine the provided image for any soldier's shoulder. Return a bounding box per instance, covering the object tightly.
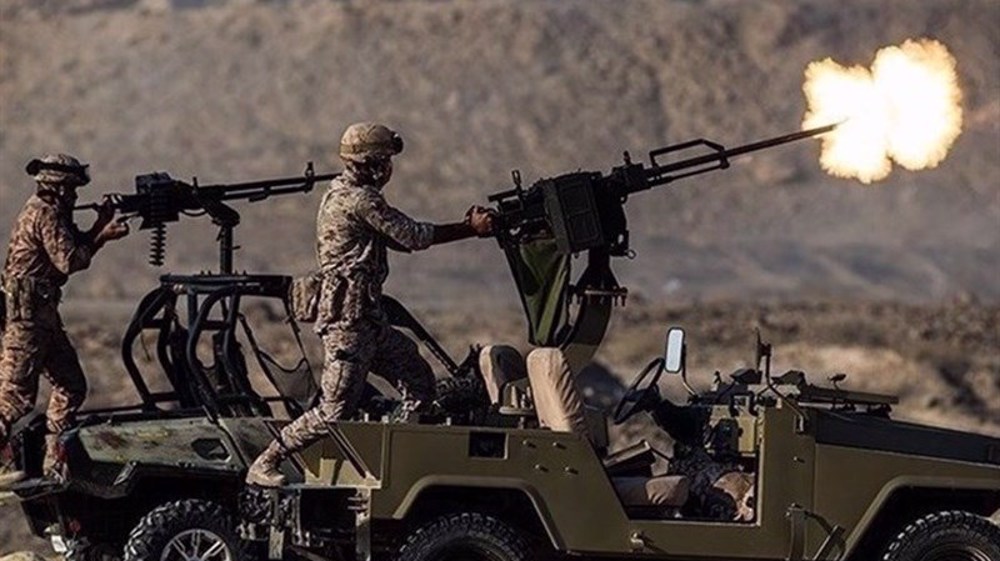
[20,194,58,220]
[326,180,382,209]
[321,180,365,214]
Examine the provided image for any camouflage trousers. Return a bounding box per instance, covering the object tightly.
[670,447,755,521]
[276,319,435,453]
[0,321,87,441]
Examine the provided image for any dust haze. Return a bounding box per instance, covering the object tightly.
[1,0,998,553]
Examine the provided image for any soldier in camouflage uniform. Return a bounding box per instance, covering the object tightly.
[0,154,129,487]
[247,123,494,487]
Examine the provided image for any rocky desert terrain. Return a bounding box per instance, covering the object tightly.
[0,0,997,554]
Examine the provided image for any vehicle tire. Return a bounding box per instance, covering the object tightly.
[882,510,1000,561]
[123,499,251,561]
[397,512,533,561]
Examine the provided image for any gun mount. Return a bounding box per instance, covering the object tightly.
[76,162,338,273]
[488,124,836,355]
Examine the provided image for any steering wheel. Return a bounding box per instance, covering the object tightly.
[613,358,665,424]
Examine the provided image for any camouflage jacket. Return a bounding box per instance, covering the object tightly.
[2,193,94,324]
[314,171,433,331]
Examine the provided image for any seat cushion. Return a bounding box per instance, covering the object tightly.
[612,475,690,508]
[479,344,527,404]
[526,348,590,441]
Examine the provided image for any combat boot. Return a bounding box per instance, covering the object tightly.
[42,434,66,481]
[245,442,287,487]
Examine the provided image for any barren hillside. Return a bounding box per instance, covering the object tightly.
[0,0,998,305]
[0,0,998,554]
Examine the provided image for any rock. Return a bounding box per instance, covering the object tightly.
[0,553,49,561]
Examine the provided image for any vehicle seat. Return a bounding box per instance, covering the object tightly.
[525,348,608,450]
[479,345,527,404]
[526,348,688,509]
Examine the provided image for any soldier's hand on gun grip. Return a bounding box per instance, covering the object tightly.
[95,220,130,246]
[95,196,116,228]
[465,206,495,237]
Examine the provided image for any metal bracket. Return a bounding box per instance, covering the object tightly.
[629,531,647,551]
[267,526,284,560]
[352,489,373,561]
[787,504,847,560]
[787,504,806,561]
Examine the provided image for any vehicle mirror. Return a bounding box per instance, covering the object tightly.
[664,327,685,374]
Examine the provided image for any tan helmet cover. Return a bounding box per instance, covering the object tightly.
[26,153,90,187]
[339,122,403,162]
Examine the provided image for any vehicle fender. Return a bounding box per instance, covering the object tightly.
[390,475,566,550]
[843,475,1000,559]
[69,420,249,499]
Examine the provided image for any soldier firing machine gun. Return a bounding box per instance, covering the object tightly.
[487,124,836,365]
[73,163,340,417]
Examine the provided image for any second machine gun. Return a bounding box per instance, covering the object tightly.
[73,163,340,417]
[76,162,339,273]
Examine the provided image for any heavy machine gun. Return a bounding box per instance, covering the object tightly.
[488,124,836,356]
[76,162,338,273]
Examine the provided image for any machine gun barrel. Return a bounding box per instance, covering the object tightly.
[638,123,837,192]
[196,171,340,202]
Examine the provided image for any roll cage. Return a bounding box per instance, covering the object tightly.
[117,273,317,420]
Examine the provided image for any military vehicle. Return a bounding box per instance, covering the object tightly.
[4,127,999,561]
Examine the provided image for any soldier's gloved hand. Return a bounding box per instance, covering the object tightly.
[95,220,130,247]
[95,196,116,228]
[466,206,495,237]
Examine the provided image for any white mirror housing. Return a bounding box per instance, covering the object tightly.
[664,327,685,374]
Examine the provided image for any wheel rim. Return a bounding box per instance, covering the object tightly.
[159,529,232,561]
[919,542,993,561]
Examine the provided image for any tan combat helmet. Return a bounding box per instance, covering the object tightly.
[25,153,91,187]
[339,122,404,162]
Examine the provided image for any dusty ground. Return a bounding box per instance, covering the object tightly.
[2,299,998,552]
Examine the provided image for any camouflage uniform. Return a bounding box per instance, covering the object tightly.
[668,445,754,521]
[272,169,437,452]
[0,193,92,440]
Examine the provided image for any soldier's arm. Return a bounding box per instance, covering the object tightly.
[38,206,94,275]
[431,206,494,245]
[355,191,435,251]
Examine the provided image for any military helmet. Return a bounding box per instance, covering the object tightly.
[25,153,91,187]
[339,122,404,162]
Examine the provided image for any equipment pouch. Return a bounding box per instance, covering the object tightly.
[290,271,321,323]
[6,278,32,322]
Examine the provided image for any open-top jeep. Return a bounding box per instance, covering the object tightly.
[5,130,999,561]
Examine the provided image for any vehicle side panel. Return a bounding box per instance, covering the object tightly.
[631,405,811,560]
[812,444,1000,559]
[371,424,634,553]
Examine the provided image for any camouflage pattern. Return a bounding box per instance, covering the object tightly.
[339,122,403,162]
[668,446,753,521]
[275,169,436,453]
[0,193,93,438]
[3,194,93,295]
[28,153,90,187]
[276,321,435,451]
[313,171,434,330]
[0,324,87,435]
